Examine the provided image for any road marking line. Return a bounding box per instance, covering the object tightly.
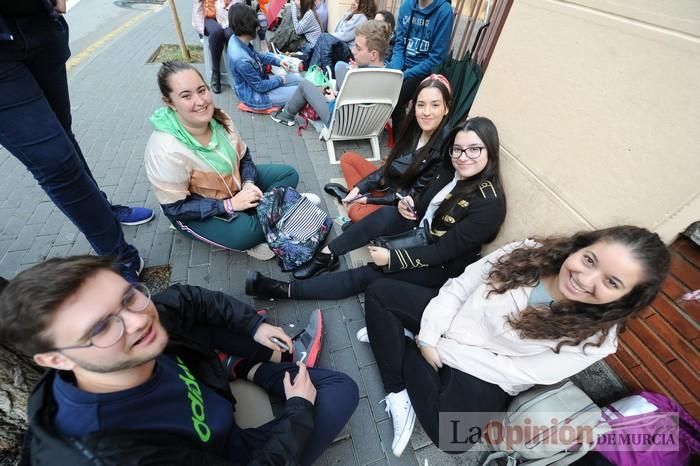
[66,5,162,73]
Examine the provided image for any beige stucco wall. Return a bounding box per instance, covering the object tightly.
[327,1,353,32]
[470,0,700,247]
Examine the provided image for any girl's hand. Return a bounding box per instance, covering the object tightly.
[367,245,390,266]
[419,344,443,371]
[342,187,366,205]
[242,182,263,198]
[232,187,262,211]
[397,195,417,220]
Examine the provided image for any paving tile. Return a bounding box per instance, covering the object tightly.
[360,364,389,423]
[348,398,385,465]
[322,305,351,352]
[332,347,366,398]
[323,437,358,466]
[377,419,419,466]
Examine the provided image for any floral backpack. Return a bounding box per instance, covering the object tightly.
[256,186,332,271]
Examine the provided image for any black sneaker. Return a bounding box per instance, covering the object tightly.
[270,109,296,127]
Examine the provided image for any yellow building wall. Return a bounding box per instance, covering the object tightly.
[470,0,700,246]
[328,1,353,32]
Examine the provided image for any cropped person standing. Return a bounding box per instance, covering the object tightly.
[192,0,235,94]
[0,0,153,282]
[388,0,453,137]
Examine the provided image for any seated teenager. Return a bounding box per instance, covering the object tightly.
[308,0,377,71]
[327,74,451,224]
[388,0,453,137]
[246,117,506,299]
[145,61,298,259]
[0,256,359,465]
[363,226,669,456]
[227,3,301,111]
[269,19,391,128]
[290,0,322,62]
[374,10,395,62]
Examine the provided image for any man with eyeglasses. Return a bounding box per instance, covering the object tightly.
[0,256,358,465]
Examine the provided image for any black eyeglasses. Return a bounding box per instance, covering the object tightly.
[48,284,152,352]
[449,145,485,160]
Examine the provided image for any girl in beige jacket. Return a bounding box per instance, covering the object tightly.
[363,226,670,456]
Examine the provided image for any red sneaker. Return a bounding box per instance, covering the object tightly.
[292,309,323,367]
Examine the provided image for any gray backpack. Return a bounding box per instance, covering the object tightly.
[482,381,610,466]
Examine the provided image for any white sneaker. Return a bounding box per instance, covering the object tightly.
[301,192,321,205]
[356,327,369,343]
[383,390,416,457]
[356,326,414,344]
[246,243,276,261]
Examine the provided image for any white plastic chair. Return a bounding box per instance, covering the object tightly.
[319,68,403,164]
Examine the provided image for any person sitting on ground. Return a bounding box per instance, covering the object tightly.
[0,256,359,465]
[361,225,669,456]
[246,117,505,302]
[144,61,299,259]
[269,19,391,128]
[290,0,323,62]
[227,3,302,111]
[374,10,395,62]
[388,0,454,138]
[308,0,377,71]
[325,74,452,224]
[192,0,234,94]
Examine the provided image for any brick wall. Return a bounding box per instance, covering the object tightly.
[606,236,700,420]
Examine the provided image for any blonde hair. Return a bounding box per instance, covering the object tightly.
[356,19,391,60]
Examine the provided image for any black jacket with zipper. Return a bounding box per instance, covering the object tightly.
[20,285,314,466]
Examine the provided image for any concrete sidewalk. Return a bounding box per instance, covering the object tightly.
[0,2,485,464]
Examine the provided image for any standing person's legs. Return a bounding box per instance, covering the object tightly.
[391,76,422,138]
[204,18,226,91]
[403,346,512,451]
[0,19,141,279]
[236,362,359,466]
[364,280,439,392]
[21,16,153,226]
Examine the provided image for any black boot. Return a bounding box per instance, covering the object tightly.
[211,71,221,94]
[245,271,290,299]
[292,251,339,280]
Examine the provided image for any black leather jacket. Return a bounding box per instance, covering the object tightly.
[20,285,314,466]
[354,130,448,206]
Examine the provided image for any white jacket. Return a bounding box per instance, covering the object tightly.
[418,240,618,396]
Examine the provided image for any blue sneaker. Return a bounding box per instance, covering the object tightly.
[113,205,154,226]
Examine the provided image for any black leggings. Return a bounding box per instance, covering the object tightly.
[365,279,512,450]
[291,207,453,299]
[204,18,233,75]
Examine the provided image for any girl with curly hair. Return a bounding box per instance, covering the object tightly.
[363,225,670,456]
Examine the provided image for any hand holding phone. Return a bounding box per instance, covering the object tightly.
[270,336,291,352]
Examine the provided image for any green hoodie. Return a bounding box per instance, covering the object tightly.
[149,107,237,175]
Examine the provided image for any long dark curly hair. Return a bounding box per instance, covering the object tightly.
[488,226,670,352]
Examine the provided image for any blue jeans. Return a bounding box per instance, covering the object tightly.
[0,15,140,275]
[267,73,302,107]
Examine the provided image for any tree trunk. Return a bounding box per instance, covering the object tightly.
[0,344,41,465]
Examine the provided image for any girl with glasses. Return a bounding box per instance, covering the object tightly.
[246,117,507,302]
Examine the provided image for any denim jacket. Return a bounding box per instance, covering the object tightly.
[226,35,283,110]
